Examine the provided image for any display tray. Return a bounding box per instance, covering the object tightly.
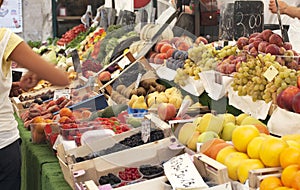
[57,135,184,189]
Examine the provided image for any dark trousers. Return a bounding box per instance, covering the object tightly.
[0,139,21,190]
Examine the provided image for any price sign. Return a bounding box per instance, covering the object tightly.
[233,1,264,40]
[219,3,235,40]
[263,65,279,82]
[53,89,71,100]
[163,153,208,189]
[141,119,151,143]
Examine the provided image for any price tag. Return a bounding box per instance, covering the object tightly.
[118,56,130,70]
[70,49,82,73]
[135,73,142,89]
[53,89,71,100]
[141,119,151,143]
[263,65,279,82]
[163,153,208,189]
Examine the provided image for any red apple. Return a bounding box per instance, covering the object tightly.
[278,86,300,111]
[237,37,249,50]
[261,29,273,41]
[258,41,269,53]
[269,33,284,47]
[292,92,300,113]
[265,44,280,55]
[157,102,177,121]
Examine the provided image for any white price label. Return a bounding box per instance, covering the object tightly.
[135,73,142,89]
[118,56,130,70]
[263,65,279,82]
[141,120,151,143]
[163,153,208,189]
[53,89,71,100]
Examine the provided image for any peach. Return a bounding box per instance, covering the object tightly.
[177,41,190,51]
[166,48,175,58]
[200,138,225,156]
[153,53,167,64]
[278,86,300,111]
[249,47,258,57]
[265,44,280,55]
[269,33,284,47]
[261,29,273,41]
[292,92,300,113]
[59,107,73,118]
[160,43,173,53]
[157,102,177,121]
[249,32,260,39]
[149,52,158,63]
[154,42,167,52]
[237,37,249,50]
[98,71,111,82]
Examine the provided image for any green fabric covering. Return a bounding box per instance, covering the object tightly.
[15,114,71,190]
[42,163,72,190]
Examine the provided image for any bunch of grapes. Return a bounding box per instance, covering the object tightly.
[187,43,218,71]
[215,45,238,60]
[174,68,189,86]
[231,53,300,103]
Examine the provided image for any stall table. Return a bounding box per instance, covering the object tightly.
[16,114,72,190]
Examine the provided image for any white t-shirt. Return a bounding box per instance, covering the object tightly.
[262,0,300,24]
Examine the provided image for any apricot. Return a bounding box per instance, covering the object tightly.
[160,44,173,54]
[59,107,73,118]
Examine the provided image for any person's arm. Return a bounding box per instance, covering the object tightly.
[269,0,300,19]
[9,41,69,89]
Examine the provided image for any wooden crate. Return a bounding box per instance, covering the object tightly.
[193,153,230,185]
[248,167,282,189]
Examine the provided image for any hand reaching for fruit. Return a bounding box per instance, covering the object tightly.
[19,72,40,92]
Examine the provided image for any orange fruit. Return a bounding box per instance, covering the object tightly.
[280,147,300,168]
[259,136,289,167]
[232,125,260,152]
[260,176,283,190]
[281,164,300,187]
[59,107,73,117]
[291,170,300,190]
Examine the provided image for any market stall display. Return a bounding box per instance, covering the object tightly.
[13,1,300,189]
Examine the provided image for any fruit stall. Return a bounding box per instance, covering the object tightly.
[12,2,300,190]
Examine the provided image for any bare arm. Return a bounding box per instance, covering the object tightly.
[9,41,70,88]
[269,0,300,19]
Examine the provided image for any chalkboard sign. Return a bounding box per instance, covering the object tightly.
[219,3,235,40]
[233,1,264,40]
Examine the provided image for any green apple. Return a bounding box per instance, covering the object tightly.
[221,122,237,141]
[221,113,236,125]
[197,131,220,143]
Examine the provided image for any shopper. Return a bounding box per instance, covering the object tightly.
[0,0,69,189]
[269,0,300,19]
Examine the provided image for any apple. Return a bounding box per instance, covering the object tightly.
[157,102,177,121]
[261,29,273,41]
[197,131,220,143]
[292,92,300,113]
[269,33,284,47]
[221,122,237,141]
[265,44,280,55]
[237,37,249,50]
[278,86,300,111]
